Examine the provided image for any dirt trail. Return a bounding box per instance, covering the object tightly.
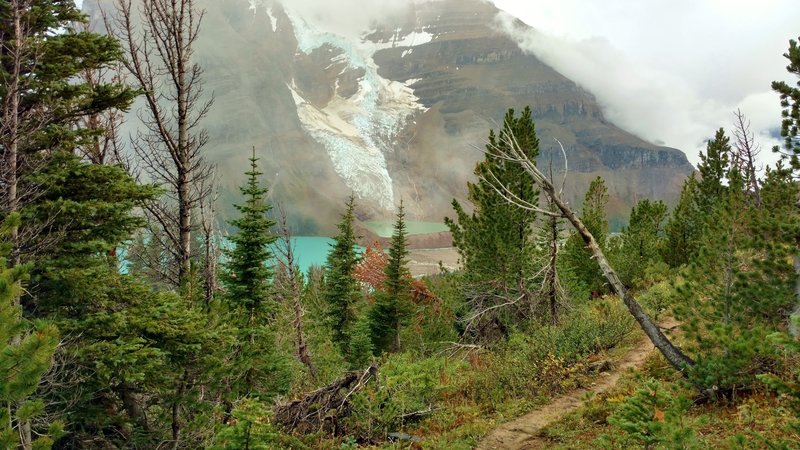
[477,320,679,450]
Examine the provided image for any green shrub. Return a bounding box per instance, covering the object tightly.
[600,378,700,449]
[462,299,635,407]
[345,354,459,441]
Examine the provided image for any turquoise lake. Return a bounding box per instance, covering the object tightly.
[119,237,363,276]
[278,236,364,274]
[121,224,450,276]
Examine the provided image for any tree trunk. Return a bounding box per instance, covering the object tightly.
[289,263,317,378]
[548,212,559,325]
[19,419,31,450]
[171,374,186,450]
[177,167,192,290]
[117,382,150,432]
[5,0,23,269]
[544,181,695,371]
[790,254,800,337]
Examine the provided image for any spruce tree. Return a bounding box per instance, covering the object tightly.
[369,201,412,354]
[445,107,540,326]
[0,0,137,265]
[222,148,277,317]
[221,149,289,400]
[562,176,610,295]
[21,154,218,446]
[323,195,362,351]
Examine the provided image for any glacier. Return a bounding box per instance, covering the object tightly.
[280,7,431,211]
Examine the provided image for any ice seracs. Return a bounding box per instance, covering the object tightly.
[283,7,431,211]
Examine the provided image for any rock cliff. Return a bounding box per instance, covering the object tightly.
[84,0,694,233]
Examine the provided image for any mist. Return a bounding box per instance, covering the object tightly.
[490,0,800,167]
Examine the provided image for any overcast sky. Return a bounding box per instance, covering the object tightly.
[490,0,800,166]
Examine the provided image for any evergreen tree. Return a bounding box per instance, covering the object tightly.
[663,130,732,270]
[323,195,362,351]
[0,0,137,267]
[604,379,698,449]
[772,36,800,171]
[221,149,289,400]
[0,215,61,449]
[562,176,610,295]
[445,107,540,326]
[613,199,667,287]
[348,316,375,369]
[662,174,702,267]
[222,149,277,317]
[369,202,413,354]
[674,145,795,393]
[20,154,220,446]
[773,36,800,340]
[696,128,732,212]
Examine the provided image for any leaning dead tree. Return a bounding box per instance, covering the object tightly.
[106,0,214,289]
[484,130,696,373]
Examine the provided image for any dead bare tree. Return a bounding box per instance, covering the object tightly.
[106,0,214,290]
[484,129,695,373]
[1,0,34,269]
[274,205,318,379]
[731,109,762,208]
[198,174,221,307]
[542,163,565,325]
[75,55,130,168]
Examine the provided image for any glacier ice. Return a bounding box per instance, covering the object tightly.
[282,8,431,211]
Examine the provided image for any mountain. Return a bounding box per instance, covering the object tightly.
[83,0,694,233]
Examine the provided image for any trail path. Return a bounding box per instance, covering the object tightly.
[476,319,679,450]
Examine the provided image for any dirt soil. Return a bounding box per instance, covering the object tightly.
[476,319,680,450]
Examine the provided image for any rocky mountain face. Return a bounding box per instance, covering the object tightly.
[84,0,694,233]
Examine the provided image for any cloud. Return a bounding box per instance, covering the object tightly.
[278,0,412,40]
[489,0,800,167]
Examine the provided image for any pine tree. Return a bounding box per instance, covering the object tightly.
[0,215,61,450]
[604,379,698,449]
[696,128,732,212]
[562,176,610,295]
[369,201,413,354]
[662,174,702,267]
[772,36,800,339]
[613,199,667,287]
[323,195,362,351]
[674,139,795,393]
[663,130,731,271]
[772,36,800,171]
[445,107,540,327]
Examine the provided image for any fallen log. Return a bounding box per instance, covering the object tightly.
[273,365,378,435]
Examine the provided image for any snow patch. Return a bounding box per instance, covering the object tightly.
[266,8,278,32]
